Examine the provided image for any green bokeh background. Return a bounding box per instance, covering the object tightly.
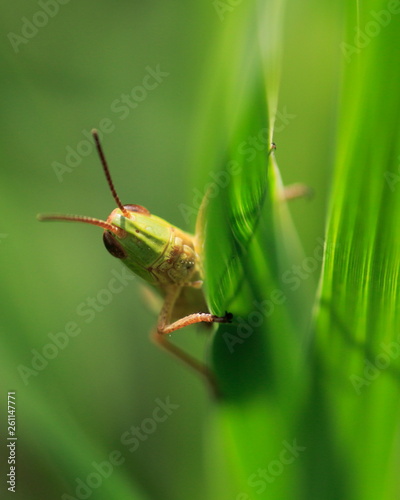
[1,1,340,499]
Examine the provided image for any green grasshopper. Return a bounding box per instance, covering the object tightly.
[38,130,232,395]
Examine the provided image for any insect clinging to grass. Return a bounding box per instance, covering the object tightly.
[38,130,232,396]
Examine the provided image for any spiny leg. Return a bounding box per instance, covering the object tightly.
[156,286,232,334]
[151,286,231,397]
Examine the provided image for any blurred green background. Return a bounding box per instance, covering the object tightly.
[1,1,342,499]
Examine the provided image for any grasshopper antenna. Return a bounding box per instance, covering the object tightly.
[36,213,125,236]
[37,130,129,234]
[91,129,130,218]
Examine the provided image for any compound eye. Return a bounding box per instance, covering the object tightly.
[123,204,151,216]
[103,231,127,259]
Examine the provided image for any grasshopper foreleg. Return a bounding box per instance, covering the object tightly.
[151,286,231,397]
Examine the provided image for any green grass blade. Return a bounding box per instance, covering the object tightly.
[196,0,312,403]
[191,2,317,498]
[313,1,400,498]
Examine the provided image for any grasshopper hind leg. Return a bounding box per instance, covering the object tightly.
[280,183,312,201]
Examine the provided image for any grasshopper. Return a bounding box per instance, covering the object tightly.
[38,130,232,396]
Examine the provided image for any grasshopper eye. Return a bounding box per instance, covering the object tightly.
[124,204,151,216]
[103,231,127,259]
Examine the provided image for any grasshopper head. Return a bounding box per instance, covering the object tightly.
[38,130,198,286]
[102,203,158,260]
[102,204,181,284]
[103,204,199,286]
